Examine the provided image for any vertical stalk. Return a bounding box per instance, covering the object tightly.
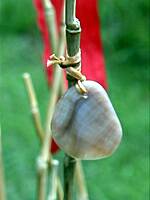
[37,2,66,200]
[48,160,59,200]
[0,129,6,200]
[64,0,81,199]
[66,0,81,57]
[64,156,76,200]
[76,161,89,200]
[23,73,45,143]
[43,0,58,53]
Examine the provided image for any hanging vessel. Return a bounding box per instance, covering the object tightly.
[51,81,122,160]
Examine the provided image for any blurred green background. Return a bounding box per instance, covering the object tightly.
[0,0,149,199]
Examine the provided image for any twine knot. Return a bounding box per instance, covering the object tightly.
[47,50,88,94]
[47,50,81,69]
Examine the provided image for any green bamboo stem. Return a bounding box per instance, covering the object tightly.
[58,9,88,197]
[64,156,76,200]
[66,0,81,57]
[64,0,81,199]
[0,129,6,200]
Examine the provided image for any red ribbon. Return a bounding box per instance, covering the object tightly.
[33,0,107,153]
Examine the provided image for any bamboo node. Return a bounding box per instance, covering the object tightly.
[31,106,39,114]
[37,156,48,173]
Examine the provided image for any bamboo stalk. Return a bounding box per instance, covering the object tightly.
[57,21,89,199]
[64,156,76,200]
[75,161,89,200]
[22,73,49,199]
[0,129,6,200]
[56,177,64,200]
[37,69,63,199]
[43,0,58,53]
[37,157,48,200]
[48,160,59,200]
[45,3,66,154]
[23,1,88,199]
[36,66,63,200]
[23,72,64,200]
[23,73,45,143]
[64,0,81,199]
[37,2,66,200]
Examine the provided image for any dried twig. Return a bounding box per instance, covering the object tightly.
[23,72,64,200]
[23,73,45,143]
[43,0,58,53]
[76,161,89,200]
[48,160,59,200]
[37,1,65,200]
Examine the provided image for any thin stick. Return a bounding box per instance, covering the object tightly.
[37,2,66,200]
[43,0,58,53]
[48,160,59,200]
[35,1,88,199]
[64,156,76,200]
[57,52,89,200]
[36,64,64,199]
[64,0,81,199]
[23,72,63,200]
[23,73,45,143]
[57,177,64,200]
[0,129,6,200]
[76,161,89,200]
[45,4,66,155]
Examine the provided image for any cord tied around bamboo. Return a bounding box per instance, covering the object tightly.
[47,50,88,94]
[47,49,81,69]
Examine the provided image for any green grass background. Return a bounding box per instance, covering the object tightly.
[0,0,149,199]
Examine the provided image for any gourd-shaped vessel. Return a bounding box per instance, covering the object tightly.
[52,81,122,160]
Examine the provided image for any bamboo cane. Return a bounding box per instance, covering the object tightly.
[37,69,63,200]
[23,1,65,198]
[23,1,88,199]
[23,73,63,200]
[0,129,6,200]
[43,0,58,53]
[64,0,82,199]
[42,3,88,199]
[23,73,45,143]
[75,161,89,200]
[37,2,65,200]
[48,160,59,200]
[45,2,66,154]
